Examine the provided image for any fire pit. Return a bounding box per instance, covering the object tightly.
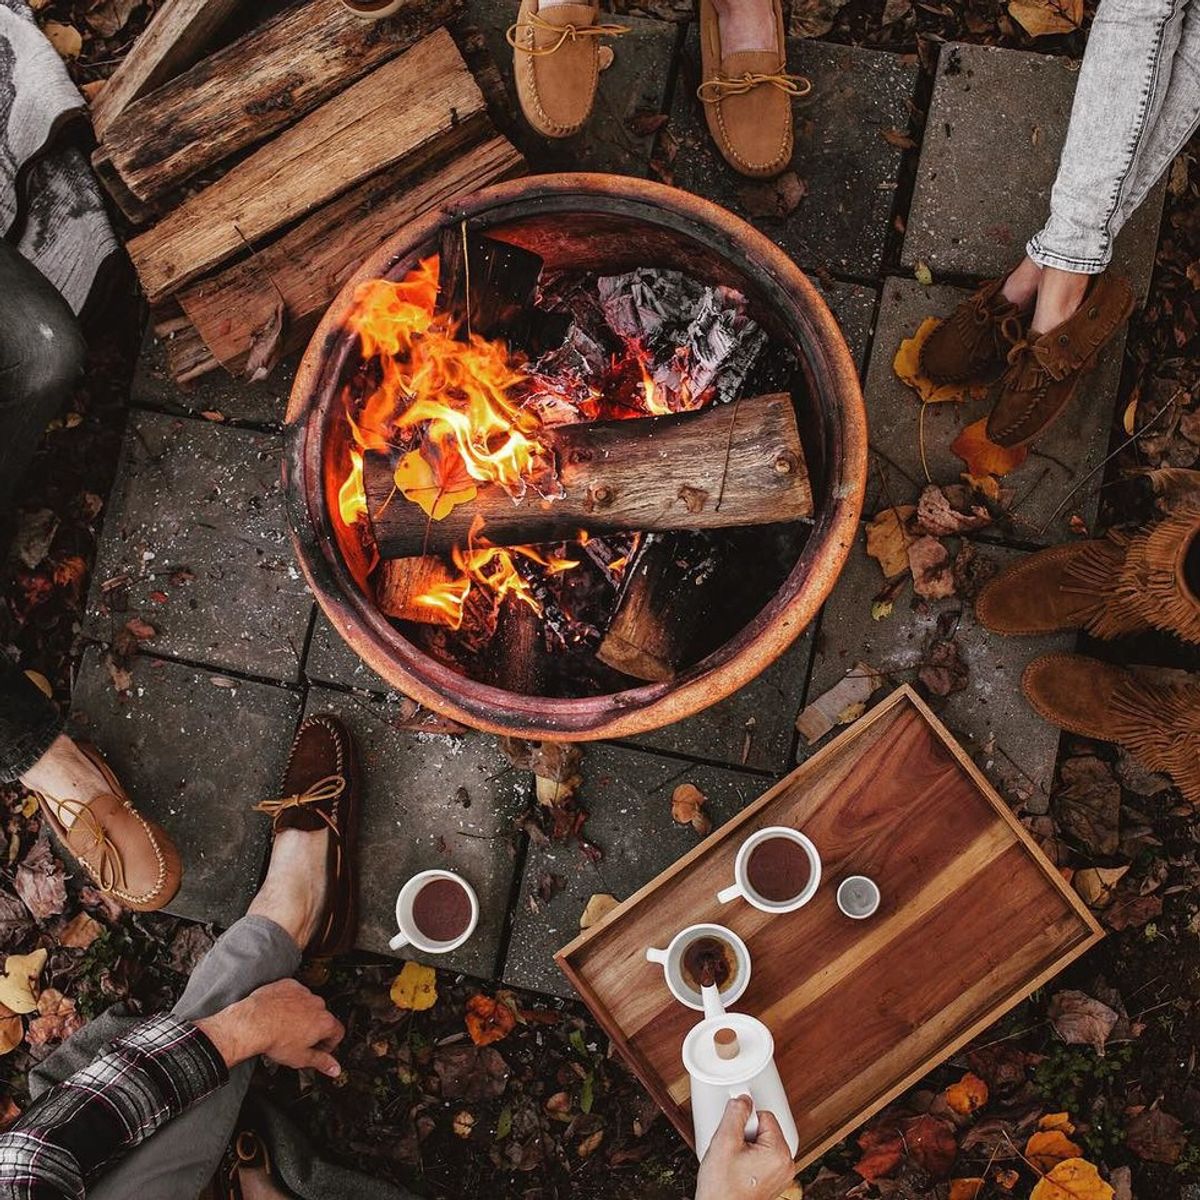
[284,174,866,741]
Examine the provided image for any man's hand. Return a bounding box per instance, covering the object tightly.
[695,1095,796,1200]
[193,979,345,1077]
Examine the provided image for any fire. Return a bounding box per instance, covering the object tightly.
[337,447,367,527]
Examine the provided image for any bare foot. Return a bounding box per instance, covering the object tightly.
[19,735,111,829]
[248,828,329,950]
[710,0,778,55]
[1030,266,1090,335]
[1000,256,1041,311]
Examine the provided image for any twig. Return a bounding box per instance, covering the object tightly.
[918,402,932,483]
[231,221,286,307]
[713,395,742,513]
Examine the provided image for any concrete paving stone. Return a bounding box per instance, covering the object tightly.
[862,276,1124,543]
[805,535,1069,811]
[83,410,313,682]
[305,609,398,696]
[816,279,877,375]
[461,4,676,175]
[303,686,528,980]
[626,627,814,772]
[132,328,296,426]
[668,36,917,277]
[69,647,300,928]
[903,42,1166,300]
[503,743,763,998]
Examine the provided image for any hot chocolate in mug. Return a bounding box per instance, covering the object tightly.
[717,826,822,913]
[390,869,479,954]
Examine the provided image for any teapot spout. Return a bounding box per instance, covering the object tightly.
[701,983,726,1021]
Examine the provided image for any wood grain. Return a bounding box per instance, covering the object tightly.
[101,0,461,203]
[556,688,1102,1168]
[175,135,524,377]
[126,29,487,305]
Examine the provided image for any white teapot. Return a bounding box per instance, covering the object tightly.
[683,984,799,1162]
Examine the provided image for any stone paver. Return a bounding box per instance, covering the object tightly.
[805,536,1070,811]
[903,42,1166,300]
[305,610,398,696]
[462,4,676,175]
[84,411,313,682]
[503,743,763,997]
[669,38,917,277]
[132,330,295,426]
[861,277,1124,542]
[303,687,527,980]
[814,280,877,374]
[70,647,300,927]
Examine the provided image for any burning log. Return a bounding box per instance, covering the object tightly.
[364,392,811,558]
[484,596,547,695]
[374,556,460,627]
[596,533,723,682]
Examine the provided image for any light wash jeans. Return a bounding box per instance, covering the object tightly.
[1028,0,1200,273]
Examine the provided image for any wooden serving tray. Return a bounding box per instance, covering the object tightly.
[556,686,1102,1167]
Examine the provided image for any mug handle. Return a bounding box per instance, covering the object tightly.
[645,946,668,964]
[729,1089,759,1141]
[389,931,410,952]
[716,882,742,905]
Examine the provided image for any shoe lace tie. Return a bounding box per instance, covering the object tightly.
[698,71,812,102]
[506,12,631,55]
[39,793,128,894]
[253,774,345,834]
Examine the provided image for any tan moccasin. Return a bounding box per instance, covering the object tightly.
[697,0,808,178]
[508,0,629,139]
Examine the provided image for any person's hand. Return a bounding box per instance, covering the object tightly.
[695,1095,796,1200]
[194,979,345,1077]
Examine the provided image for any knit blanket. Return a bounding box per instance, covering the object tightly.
[0,0,116,313]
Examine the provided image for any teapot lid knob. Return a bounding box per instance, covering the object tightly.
[714,1027,740,1060]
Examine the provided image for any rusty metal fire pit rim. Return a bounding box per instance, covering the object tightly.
[285,173,867,741]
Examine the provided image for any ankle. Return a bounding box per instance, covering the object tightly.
[1030,267,1090,335]
[248,829,328,949]
[709,0,778,55]
[20,736,105,828]
[1000,257,1041,310]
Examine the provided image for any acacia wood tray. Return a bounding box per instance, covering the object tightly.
[556,686,1102,1167]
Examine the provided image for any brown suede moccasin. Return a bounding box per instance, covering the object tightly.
[508,0,628,139]
[254,715,361,957]
[1023,654,1200,805]
[697,0,808,179]
[985,270,1134,449]
[919,276,1026,386]
[34,743,181,912]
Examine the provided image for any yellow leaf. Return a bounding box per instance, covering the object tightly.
[893,318,987,405]
[961,472,1002,501]
[945,1071,989,1115]
[1026,1128,1084,1172]
[865,505,915,579]
[949,1181,984,1200]
[835,701,866,725]
[20,794,38,819]
[1038,1112,1077,1135]
[580,893,619,930]
[23,671,52,699]
[0,949,47,1015]
[1122,391,1139,437]
[1030,1158,1114,1200]
[871,600,894,621]
[951,418,1029,479]
[389,961,438,1012]
[42,20,82,57]
[1008,0,1083,38]
[393,450,477,520]
[914,261,934,286]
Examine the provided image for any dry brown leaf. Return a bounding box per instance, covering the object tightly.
[15,838,67,921]
[738,171,808,219]
[1029,1158,1114,1200]
[951,419,1029,478]
[1054,756,1120,856]
[1008,0,1083,37]
[451,1109,475,1139]
[1039,1113,1076,1134]
[579,893,618,930]
[948,1181,984,1200]
[42,20,82,57]
[577,1129,604,1159]
[1048,990,1119,1055]
[0,1008,21,1056]
[1073,864,1129,909]
[908,535,956,599]
[789,0,852,37]
[916,484,991,536]
[244,298,286,382]
[464,994,516,1047]
[59,912,104,950]
[671,783,712,835]
[865,506,915,578]
[945,1071,988,1116]
[27,988,83,1046]
[85,0,139,37]
[894,319,987,404]
[1125,1107,1186,1164]
[919,637,968,697]
[0,949,47,1014]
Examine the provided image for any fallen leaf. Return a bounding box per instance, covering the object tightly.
[1008,0,1083,37]
[945,1072,988,1116]
[1025,1129,1084,1172]
[244,298,286,382]
[1103,890,1162,931]
[0,1007,21,1056]
[23,671,53,700]
[0,893,33,946]
[1039,1113,1076,1135]
[42,20,82,57]
[882,127,917,150]
[1073,864,1129,909]
[0,948,47,1014]
[394,449,478,520]
[908,535,956,599]
[1125,1107,1185,1164]
[949,1181,984,1200]
[433,1044,509,1101]
[626,110,668,136]
[104,653,133,695]
[15,837,67,921]
[59,912,103,950]
[671,783,711,835]
[80,79,105,102]
[962,472,1002,500]
[85,0,138,37]
[27,988,82,1046]
[894,319,985,404]
[919,637,968,697]
[854,1120,904,1181]
[789,0,851,38]
[738,171,808,219]
[835,700,866,724]
[1109,1165,1132,1200]
[13,509,58,569]
[916,484,991,536]
[900,1113,958,1179]
[796,663,883,744]
[951,419,1029,478]
[1054,756,1120,855]
[124,617,157,641]
[1048,990,1119,1055]
[1030,1158,1114,1200]
[994,1167,1020,1191]
[580,893,618,929]
[465,994,516,1047]
[954,541,998,601]
[865,506,915,578]
[390,961,438,1012]
[452,1109,475,1139]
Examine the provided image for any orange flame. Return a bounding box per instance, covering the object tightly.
[337,447,367,526]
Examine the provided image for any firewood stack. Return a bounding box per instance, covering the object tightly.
[89,0,524,385]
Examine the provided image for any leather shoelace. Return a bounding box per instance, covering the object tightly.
[697,71,812,103]
[253,774,345,833]
[37,793,128,893]
[505,11,631,56]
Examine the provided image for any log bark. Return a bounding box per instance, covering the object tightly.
[175,135,524,377]
[126,29,487,304]
[100,0,461,204]
[484,595,546,694]
[364,392,812,558]
[90,0,241,139]
[437,228,543,342]
[374,556,459,626]
[596,533,722,682]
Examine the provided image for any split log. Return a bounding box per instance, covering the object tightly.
[484,595,546,695]
[596,533,722,682]
[374,556,459,627]
[126,29,487,304]
[101,0,461,204]
[364,392,812,558]
[90,146,154,226]
[89,0,241,139]
[437,229,543,342]
[175,135,524,377]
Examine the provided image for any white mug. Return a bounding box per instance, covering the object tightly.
[717,826,822,913]
[389,869,479,954]
[645,923,751,1012]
